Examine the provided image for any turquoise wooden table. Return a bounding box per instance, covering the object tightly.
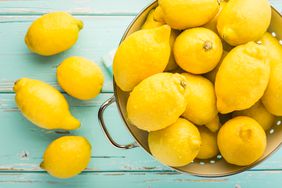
[0,0,282,187]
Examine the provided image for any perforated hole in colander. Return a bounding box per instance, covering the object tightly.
[199,161,205,165]
[210,160,215,164]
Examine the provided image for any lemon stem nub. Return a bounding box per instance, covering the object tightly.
[77,20,84,30]
[180,80,187,89]
[40,161,45,169]
[203,41,213,51]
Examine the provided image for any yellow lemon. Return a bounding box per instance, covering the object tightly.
[182,73,217,125]
[141,13,179,72]
[205,115,221,133]
[204,0,227,33]
[197,127,219,160]
[205,50,228,83]
[217,0,271,46]
[141,9,163,29]
[260,32,282,116]
[158,0,219,30]
[217,116,266,166]
[215,42,270,114]
[174,27,223,74]
[57,56,104,100]
[148,118,201,167]
[127,73,188,132]
[25,12,83,56]
[153,6,166,24]
[165,30,180,71]
[233,101,275,131]
[41,136,91,179]
[14,78,80,130]
[113,25,171,91]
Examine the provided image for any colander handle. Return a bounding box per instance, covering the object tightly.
[98,96,138,149]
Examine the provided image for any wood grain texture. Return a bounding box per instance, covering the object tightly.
[0,16,135,93]
[0,0,281,93]
[0,171,281,188]
[0,93,282,172]
[0,0,280,15]
[0,0,153,15]
[0,0,282,187]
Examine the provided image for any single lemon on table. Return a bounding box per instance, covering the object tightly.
[196,127,219,160]
[158,0,219,30]
[57,56,104,100]
[113,25,171,91]
[260,32,282,116]
[233,101,275,131]
[217,116,266,166]
[148,118,201,167]
[217,0,271,46]
[182,73,217,125]
[215,42,270,114]
[41,136,91,179]
[205,115,221,133]
[127,73,188,132]
[204,0,227,33]
[14,78,80,130]
[174,27,223,74]
[25,12,83,56]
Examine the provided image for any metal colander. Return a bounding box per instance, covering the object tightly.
[98,1,282,177]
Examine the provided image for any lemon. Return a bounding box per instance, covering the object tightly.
[217,0,271,46]
[25,12,83,56]
[127,73,188,132]
[141,13,179,72]
[158,0,219,30]
[148,118,201,167]
[205,50,228,83]
[233,101,275,131]
[165,30,180,71]
[141,9,163,29]
[113,25,171,91]
[153,6,166,24]
[41,136,91,179]
[196,127,219,160]
[204,0,227,33]
[57,56,104,100]
[174,27,223,74]
[215,42,270,114]
[260,33,282,116]
[205,115,221,132]
[182,73,217,125]
[14,78,80,130]
[217,116,266,166]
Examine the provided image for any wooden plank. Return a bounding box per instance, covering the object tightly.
[0,170,280,188]
[0,93,282,172]
[0,0,153,15]
[0,16,135,93]
[0,0,280,15]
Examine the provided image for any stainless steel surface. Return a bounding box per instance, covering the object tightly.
[98,96,138,149]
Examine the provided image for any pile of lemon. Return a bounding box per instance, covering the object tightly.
[15,12,105,178]
[114,0,282,167]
